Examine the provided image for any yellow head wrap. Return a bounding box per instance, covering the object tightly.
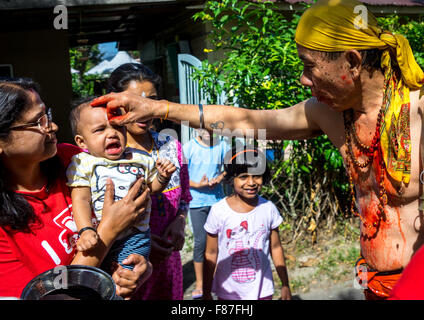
[295,0,424,184]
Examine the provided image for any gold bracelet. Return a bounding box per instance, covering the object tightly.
[161,101,169,123]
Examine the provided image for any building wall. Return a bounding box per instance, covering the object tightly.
[0,29,73,143]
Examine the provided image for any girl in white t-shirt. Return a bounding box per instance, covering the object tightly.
[203,147,291,300]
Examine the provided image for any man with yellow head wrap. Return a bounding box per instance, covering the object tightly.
[295,0,424,299]
[91,0,424,300]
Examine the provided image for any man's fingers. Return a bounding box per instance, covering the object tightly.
[112,268,137,299]
[127,177,145,199]
[134,187,150,210]
[103,178,115,207]
[121,253,142,267]
[117,254,153,295]
[138,261,152,287]
[90,94,132,125]
[90,93,116,107]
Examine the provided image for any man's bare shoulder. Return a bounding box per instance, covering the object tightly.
[410,87,424,114]
[303,97,343,128]
[419,87,424,111]
[303,97,339,116]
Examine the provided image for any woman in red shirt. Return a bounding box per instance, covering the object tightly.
[0,78,151,299]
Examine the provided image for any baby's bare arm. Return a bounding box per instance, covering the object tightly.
[71,187,99,252]
[71,187,95,230]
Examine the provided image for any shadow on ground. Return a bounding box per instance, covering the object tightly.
[182,259,365,300]
[183,260,196,294]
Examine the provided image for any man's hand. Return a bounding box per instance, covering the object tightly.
[111,254,152,300]
[90,92,158,126]
[101,177,149,237]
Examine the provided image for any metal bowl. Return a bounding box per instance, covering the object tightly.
[20,265,118,300]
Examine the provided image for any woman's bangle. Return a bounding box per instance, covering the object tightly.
[78,226,97,237]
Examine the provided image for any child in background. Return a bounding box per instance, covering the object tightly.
[203,147,291,300]
[66,100,176,271]
[183,129,229,299]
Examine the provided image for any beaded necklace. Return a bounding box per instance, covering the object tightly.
[343,75,390,229]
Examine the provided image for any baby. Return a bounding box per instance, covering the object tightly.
[66,99,176,271]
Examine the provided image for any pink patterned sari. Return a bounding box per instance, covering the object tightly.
[133,131,191,300]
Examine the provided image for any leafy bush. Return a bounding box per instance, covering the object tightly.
[70,45,105,98]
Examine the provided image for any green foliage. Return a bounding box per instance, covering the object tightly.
[193,0,309,108]
[71,73,102,98]
[69,45,104,98]
[377,15,424,68]
[70,45,103,76]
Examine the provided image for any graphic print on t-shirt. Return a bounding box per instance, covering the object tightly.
[41,204,77,265]
[52,204,77,254]
[92,164,145,213]
[226,221,267,283]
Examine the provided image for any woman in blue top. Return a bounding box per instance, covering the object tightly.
[183,128,229,299]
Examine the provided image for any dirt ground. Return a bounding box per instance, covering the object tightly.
[181,223,365,300]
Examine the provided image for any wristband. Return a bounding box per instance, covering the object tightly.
[78,226,97,236]
[198,104,204,129]
[157,174,171,185]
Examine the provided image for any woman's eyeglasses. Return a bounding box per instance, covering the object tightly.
[9,108,53,132]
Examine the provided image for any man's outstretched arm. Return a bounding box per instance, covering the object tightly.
[91,92,324,141]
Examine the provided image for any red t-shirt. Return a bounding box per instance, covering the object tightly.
[0,143,81,298]
[389,244,424,300]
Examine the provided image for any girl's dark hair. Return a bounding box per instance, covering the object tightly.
[223,147,271,185]
[107,63,162,93]
[0,77,62,232]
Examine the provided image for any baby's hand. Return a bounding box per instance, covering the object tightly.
[156,158,177,179]
[77,229,99,252]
